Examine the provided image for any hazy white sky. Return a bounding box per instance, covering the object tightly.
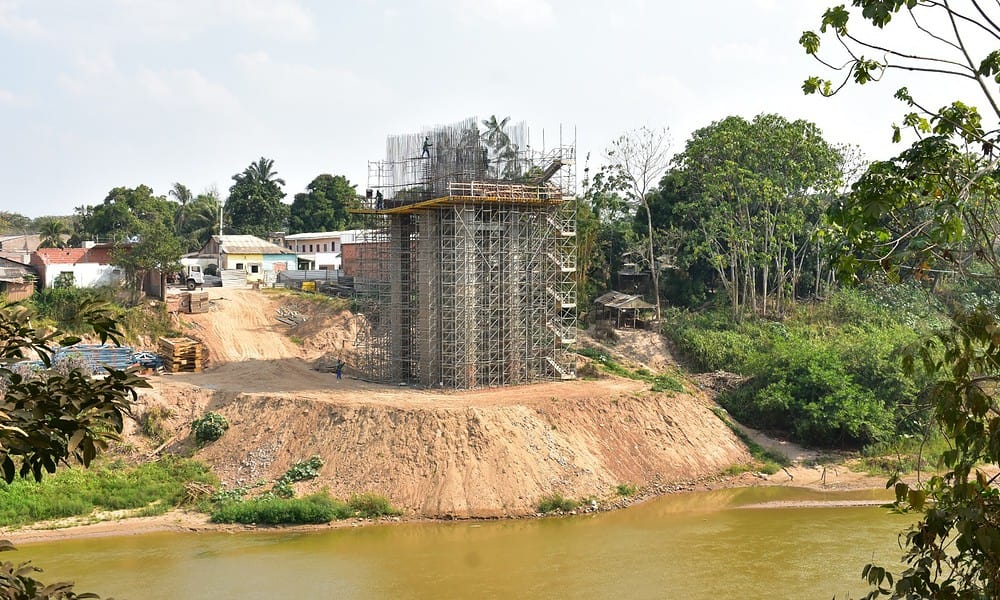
[0,0,947,217]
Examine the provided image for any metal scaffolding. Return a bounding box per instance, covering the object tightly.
[353,118,576,389]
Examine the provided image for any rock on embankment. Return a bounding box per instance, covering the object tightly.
[188,389,749,518]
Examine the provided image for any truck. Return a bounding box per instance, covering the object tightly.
[184,265,205,290]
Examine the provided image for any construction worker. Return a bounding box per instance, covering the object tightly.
[375,190,384,209]
[421,136,432,158]
[335,359,345,380]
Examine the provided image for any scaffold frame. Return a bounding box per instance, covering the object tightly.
[352,118,577,389]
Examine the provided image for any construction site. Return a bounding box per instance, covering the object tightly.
[350,117,578,389]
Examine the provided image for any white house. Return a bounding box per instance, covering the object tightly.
[277,230,367,272]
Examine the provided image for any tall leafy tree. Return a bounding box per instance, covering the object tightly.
[803,3,1000,597]
[78,185,183,301]
[288,174,360,233]
[0,212,31,233]
[669,114,842,318]
[225,157,288,237]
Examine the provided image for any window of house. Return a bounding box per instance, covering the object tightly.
[309,244,313,252]
[235,262,244,270]
[334,242,339,252]
[323,243,328,252]
[250,264,260,274]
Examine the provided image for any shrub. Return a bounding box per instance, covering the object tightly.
[141,405,175,442]
[615,483,637,497]
[537,493,579,514]
[272,456,324,498]
[210,493,347,525]
[348,493,400,517]
[192,412,229,444]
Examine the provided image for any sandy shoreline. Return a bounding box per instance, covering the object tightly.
[1,461,893,546]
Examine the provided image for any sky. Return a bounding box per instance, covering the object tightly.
[0,0,952,218]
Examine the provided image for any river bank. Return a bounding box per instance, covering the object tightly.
[1,456,891,545]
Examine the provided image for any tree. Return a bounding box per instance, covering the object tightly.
[169,182,194,235]
[669,114,842,318]
[225,157,288,237]
[480,115,520,179]
[0,301,145,598]
[179,190,221,253]
[79,185,177,242]
[35,218,70,249]
[288,174,361,233]
[592,127,672,320]
[0,212,31,234]
[803,3,1000,597]
[113,219,183,304]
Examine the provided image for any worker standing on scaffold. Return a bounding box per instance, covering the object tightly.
[421,136,432,158]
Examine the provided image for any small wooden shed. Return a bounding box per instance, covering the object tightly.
[593,291,656,329]
[0,257,37,302]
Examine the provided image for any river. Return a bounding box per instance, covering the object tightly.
[15,486,910,599]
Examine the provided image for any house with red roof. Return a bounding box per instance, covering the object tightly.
[29,243,122,289]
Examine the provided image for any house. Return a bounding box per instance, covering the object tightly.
[275,230,367,272]
[29,243,121,289]
[0,256,37,301]
[198,235,298,282]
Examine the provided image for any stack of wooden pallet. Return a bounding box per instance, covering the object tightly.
[158,337,204,373]
[188,291,210,314]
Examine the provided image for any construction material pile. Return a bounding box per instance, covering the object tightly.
[187,291,210,313]
[157,337,204,373]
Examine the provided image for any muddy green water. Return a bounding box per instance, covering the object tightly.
[17,487,909,599]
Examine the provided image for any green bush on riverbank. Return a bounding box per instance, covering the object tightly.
[0,457,216,527]
[210,492,400,524]
[665,286,934,449]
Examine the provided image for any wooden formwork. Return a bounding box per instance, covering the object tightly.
[158,337,204,373]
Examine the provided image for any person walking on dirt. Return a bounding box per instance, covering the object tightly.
[335,359,345,380]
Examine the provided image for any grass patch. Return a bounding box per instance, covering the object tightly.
[537,493,580,514]
[858,434,950,476]
[211,493,348,525]
[210,491,400,524]
[348,493,401,517]
[710,407,790,473]
[140,404,175,443]
[573,347,686,393]
[0,457,217,527]
[615,483,637,497]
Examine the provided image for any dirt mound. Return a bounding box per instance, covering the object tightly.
[577,326,680,372]
[136,289,751,517]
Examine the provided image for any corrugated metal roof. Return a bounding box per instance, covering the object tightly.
[593,291,656,310]
[216,235,295,255]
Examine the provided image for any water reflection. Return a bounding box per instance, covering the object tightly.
[18,487,907,599]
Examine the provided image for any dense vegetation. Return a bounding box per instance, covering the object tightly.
[26,286,178,343]
[666,286,937,449]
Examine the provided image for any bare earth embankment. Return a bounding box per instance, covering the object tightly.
[2,289,889,543]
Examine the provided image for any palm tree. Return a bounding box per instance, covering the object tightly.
[37,218,70,249]
[481,115,511,154]
[243,157,286,188]
[180,194,220,252]
[169,182,194,234]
